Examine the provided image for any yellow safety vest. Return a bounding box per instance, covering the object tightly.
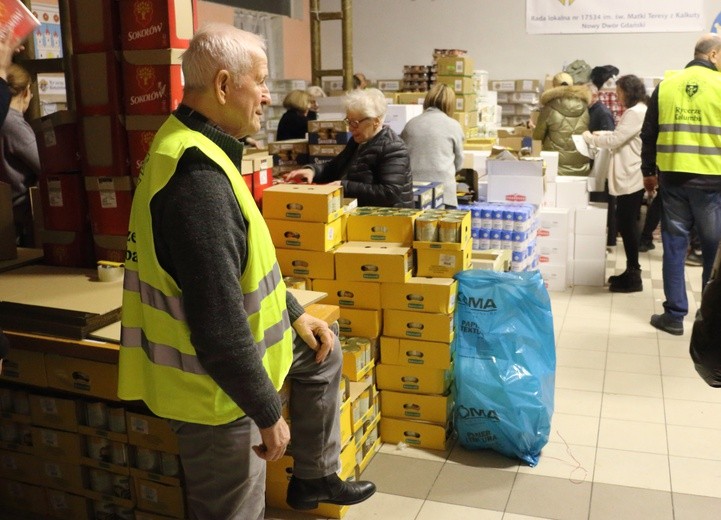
[118,115,293,425]
[657,65,721,175]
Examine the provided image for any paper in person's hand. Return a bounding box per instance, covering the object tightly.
[0,0,41,43]
[572,134,592,158]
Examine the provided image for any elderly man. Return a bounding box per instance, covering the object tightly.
[117,24,375,520]
[641,33,721,335]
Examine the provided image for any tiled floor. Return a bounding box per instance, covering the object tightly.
[267,240,721,520]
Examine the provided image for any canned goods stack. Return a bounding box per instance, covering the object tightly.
[413,208,473,278]
[460,201,540,272]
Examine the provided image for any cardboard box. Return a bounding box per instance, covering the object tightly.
[45,489,92,520]
[413,210,471,249]
[334,242,413,283]
[80,115,130,177]
[262,184,343,223]
[122,49,184,115]
[249,152,273,207]
[312,279,381,309]
[72,52,123,115]
[385,104,423,135]
[490,80,516,92]
[40,173,88,231]
[539,263,569,292]
[40,458,85,492]
[307,119,350,134]
[380,334,451,369]
[380,417,450,451]
[84,176,133,236]
[93,233,128,264]
[266,218,343,252]
[135,478,185,519]
[380,278,456,314]
[339,399,352,447]
[380,390,452,424]
[0,449,43,485]
[455,93,477,113]
[487,174,544,206]
[69,0,120,52]
[451,110,479,132]
[537,238,570,266]
[31,427,82,463]
[268,139,309,166]
[346,211,420,246]
[45,354,119,402]
[555,177,589,209]
[575,203,607,235]
[0,348,46,386]
[412,183,433,210]
[0,182,16,260]
[382,309,454,343]
[308,143,346,157]
[119,0,196,51]
[376,362,452,395]
[515,79,542,92]
[308,130,352,146]
[574,233,606,261]
[0,478,48,516]
[436,75,474,94]
[30,111,80,174]
[394,92,425,105]
[538,207,573,238]
[338,308,382,339]
[41,229,95,268]
[125,114,166,177]
[276,247,336,280]
[415,243,472,278]
[436,56,474,76]
[126,413,179,453]
[29,395,81,433]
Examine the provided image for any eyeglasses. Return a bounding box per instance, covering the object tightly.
[344,117,372,129]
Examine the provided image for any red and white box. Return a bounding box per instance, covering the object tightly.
[72,52,124,115]
[0,0,40,42]
[80,115,130,177]
[119,0,197,50]
[30,110,80,174]
[42,229,95,268]
[123,49,183,115]
[125,115,166,177]
[40,173,88,231]
[93,234,128,264]
[85,175,134,236]
[69,0,121,53]
[251,153,273,207]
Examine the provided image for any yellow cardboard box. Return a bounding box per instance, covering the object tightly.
[379,336,452,370]
[135,478,185,519]
[40,458,85,493]
[435,56,474,76]
[29,395,81,433]
[338,308,382,339]
[0,478,48,516]
[126,413,179,454]
[380,390,452,425]
[452,110,479,132]
[346,211,421,246]
[262,184,343,223]
[276,247,336,280]
[436,75,474,94]
[312,279,381,309]
[45,489,92,520]
[340,399,352,448]
[375,363,452,395]
[380,278,457,314]
[266,218,343,252]
[380,417,450,451]
[394,92,425,105]
[31,427,82,463]
[413,210,472,250]
[455,93,477,113]
[415,242,473,278]
[334,242,413,283]
[0,348,47,387]
[383,309,454,343]
[44,354,118,401]
[0,449,43,485]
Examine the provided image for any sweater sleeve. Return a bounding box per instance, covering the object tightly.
[154,155,282,429]
[640,87,660,176]
[309,140,355,183]
[590,108,642,151]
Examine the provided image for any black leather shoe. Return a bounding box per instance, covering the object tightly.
[650,313,683,336]
[286,473,376,510]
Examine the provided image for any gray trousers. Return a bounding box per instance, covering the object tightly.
[169,328,342,520]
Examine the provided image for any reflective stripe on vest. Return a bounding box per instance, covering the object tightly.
[656,66,721,175]
[118,115,293,425]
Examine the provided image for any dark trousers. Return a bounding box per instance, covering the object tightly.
[590,182,617,246]
[641,190,662,242]
[616,189,644,270]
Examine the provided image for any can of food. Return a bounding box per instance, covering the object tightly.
[283,276,306,290]
[438,217,461,243]
[160,452,180,477]
[108,407,126,433]
[112,474,132,499]
[89,468,113,494]
[414,216,438,242]
[135,447,160,472]
[85,402,109,429]
[86,435,112,462]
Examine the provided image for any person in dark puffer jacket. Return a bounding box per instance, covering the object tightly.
[285,88,413,208]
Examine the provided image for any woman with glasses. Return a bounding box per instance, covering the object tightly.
[284,88,413,207]
[401,84,464,208]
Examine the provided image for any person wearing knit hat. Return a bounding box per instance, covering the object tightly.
[533,71,592,176]
[590,65,620,90]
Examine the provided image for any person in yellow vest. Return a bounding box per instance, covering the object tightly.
[641,33,721,336]
[118,24,375,520]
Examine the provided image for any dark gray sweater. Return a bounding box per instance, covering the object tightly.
[149,105,304,429]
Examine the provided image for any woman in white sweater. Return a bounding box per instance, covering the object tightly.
[583,75,648,293]
[401,83,464,207]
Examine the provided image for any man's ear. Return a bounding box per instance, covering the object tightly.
[215,69,231,105]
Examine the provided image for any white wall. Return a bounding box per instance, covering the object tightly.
[318,0,721,83]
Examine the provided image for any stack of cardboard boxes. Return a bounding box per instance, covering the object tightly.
[307,119,353,168]
[400,65,434,92]
[491,78,542,128]
[436,55,478,138]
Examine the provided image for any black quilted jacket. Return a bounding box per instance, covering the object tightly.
[309,126,414,207]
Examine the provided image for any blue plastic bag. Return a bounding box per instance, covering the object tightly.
[452,269,555,466]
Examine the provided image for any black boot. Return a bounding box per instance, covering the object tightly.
[609,268,642,293]
[286,473,376,510]
[638,239,655,252]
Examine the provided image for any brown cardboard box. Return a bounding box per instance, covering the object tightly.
[0,182,17,260]
[380,278,457,314]
[135,478,185,519]
[31,427,83,462]
[0,478,48,516]
[436,75,474,94]
[415,243,473,278]
[126,413,179,453]
[0,348,47,386]
[45,354,119,401]
[29,395,81,433]
[380,417,450,451]
[39,458,85,493]
[262,184,343,223]
[80,115,129,177]
[0,449,43,485]
[380,335,452,370]
[338,308,382,339]
[45,489,92,520]
[312,279,382,309]
[380,390,452,425]
[435,56,474,76]
[382,309,454,343]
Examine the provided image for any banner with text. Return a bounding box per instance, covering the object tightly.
[527,0,704,34]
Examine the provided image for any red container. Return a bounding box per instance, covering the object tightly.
[122,50,183,116]
[73,52,124,116]
[93,233,128,264]
[251,153,274,209]
[40,173,88,231]
[119,0,196,51]
[30,111,80,174]
[42,229,95,268]
[125,115,166,177]
[70,0,121,53]
[85,175,134,236]
[80,115,130,177]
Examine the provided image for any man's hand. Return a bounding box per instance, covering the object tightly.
[253,416,290,461]
[643,175,658,193]
[292,312,336,363]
